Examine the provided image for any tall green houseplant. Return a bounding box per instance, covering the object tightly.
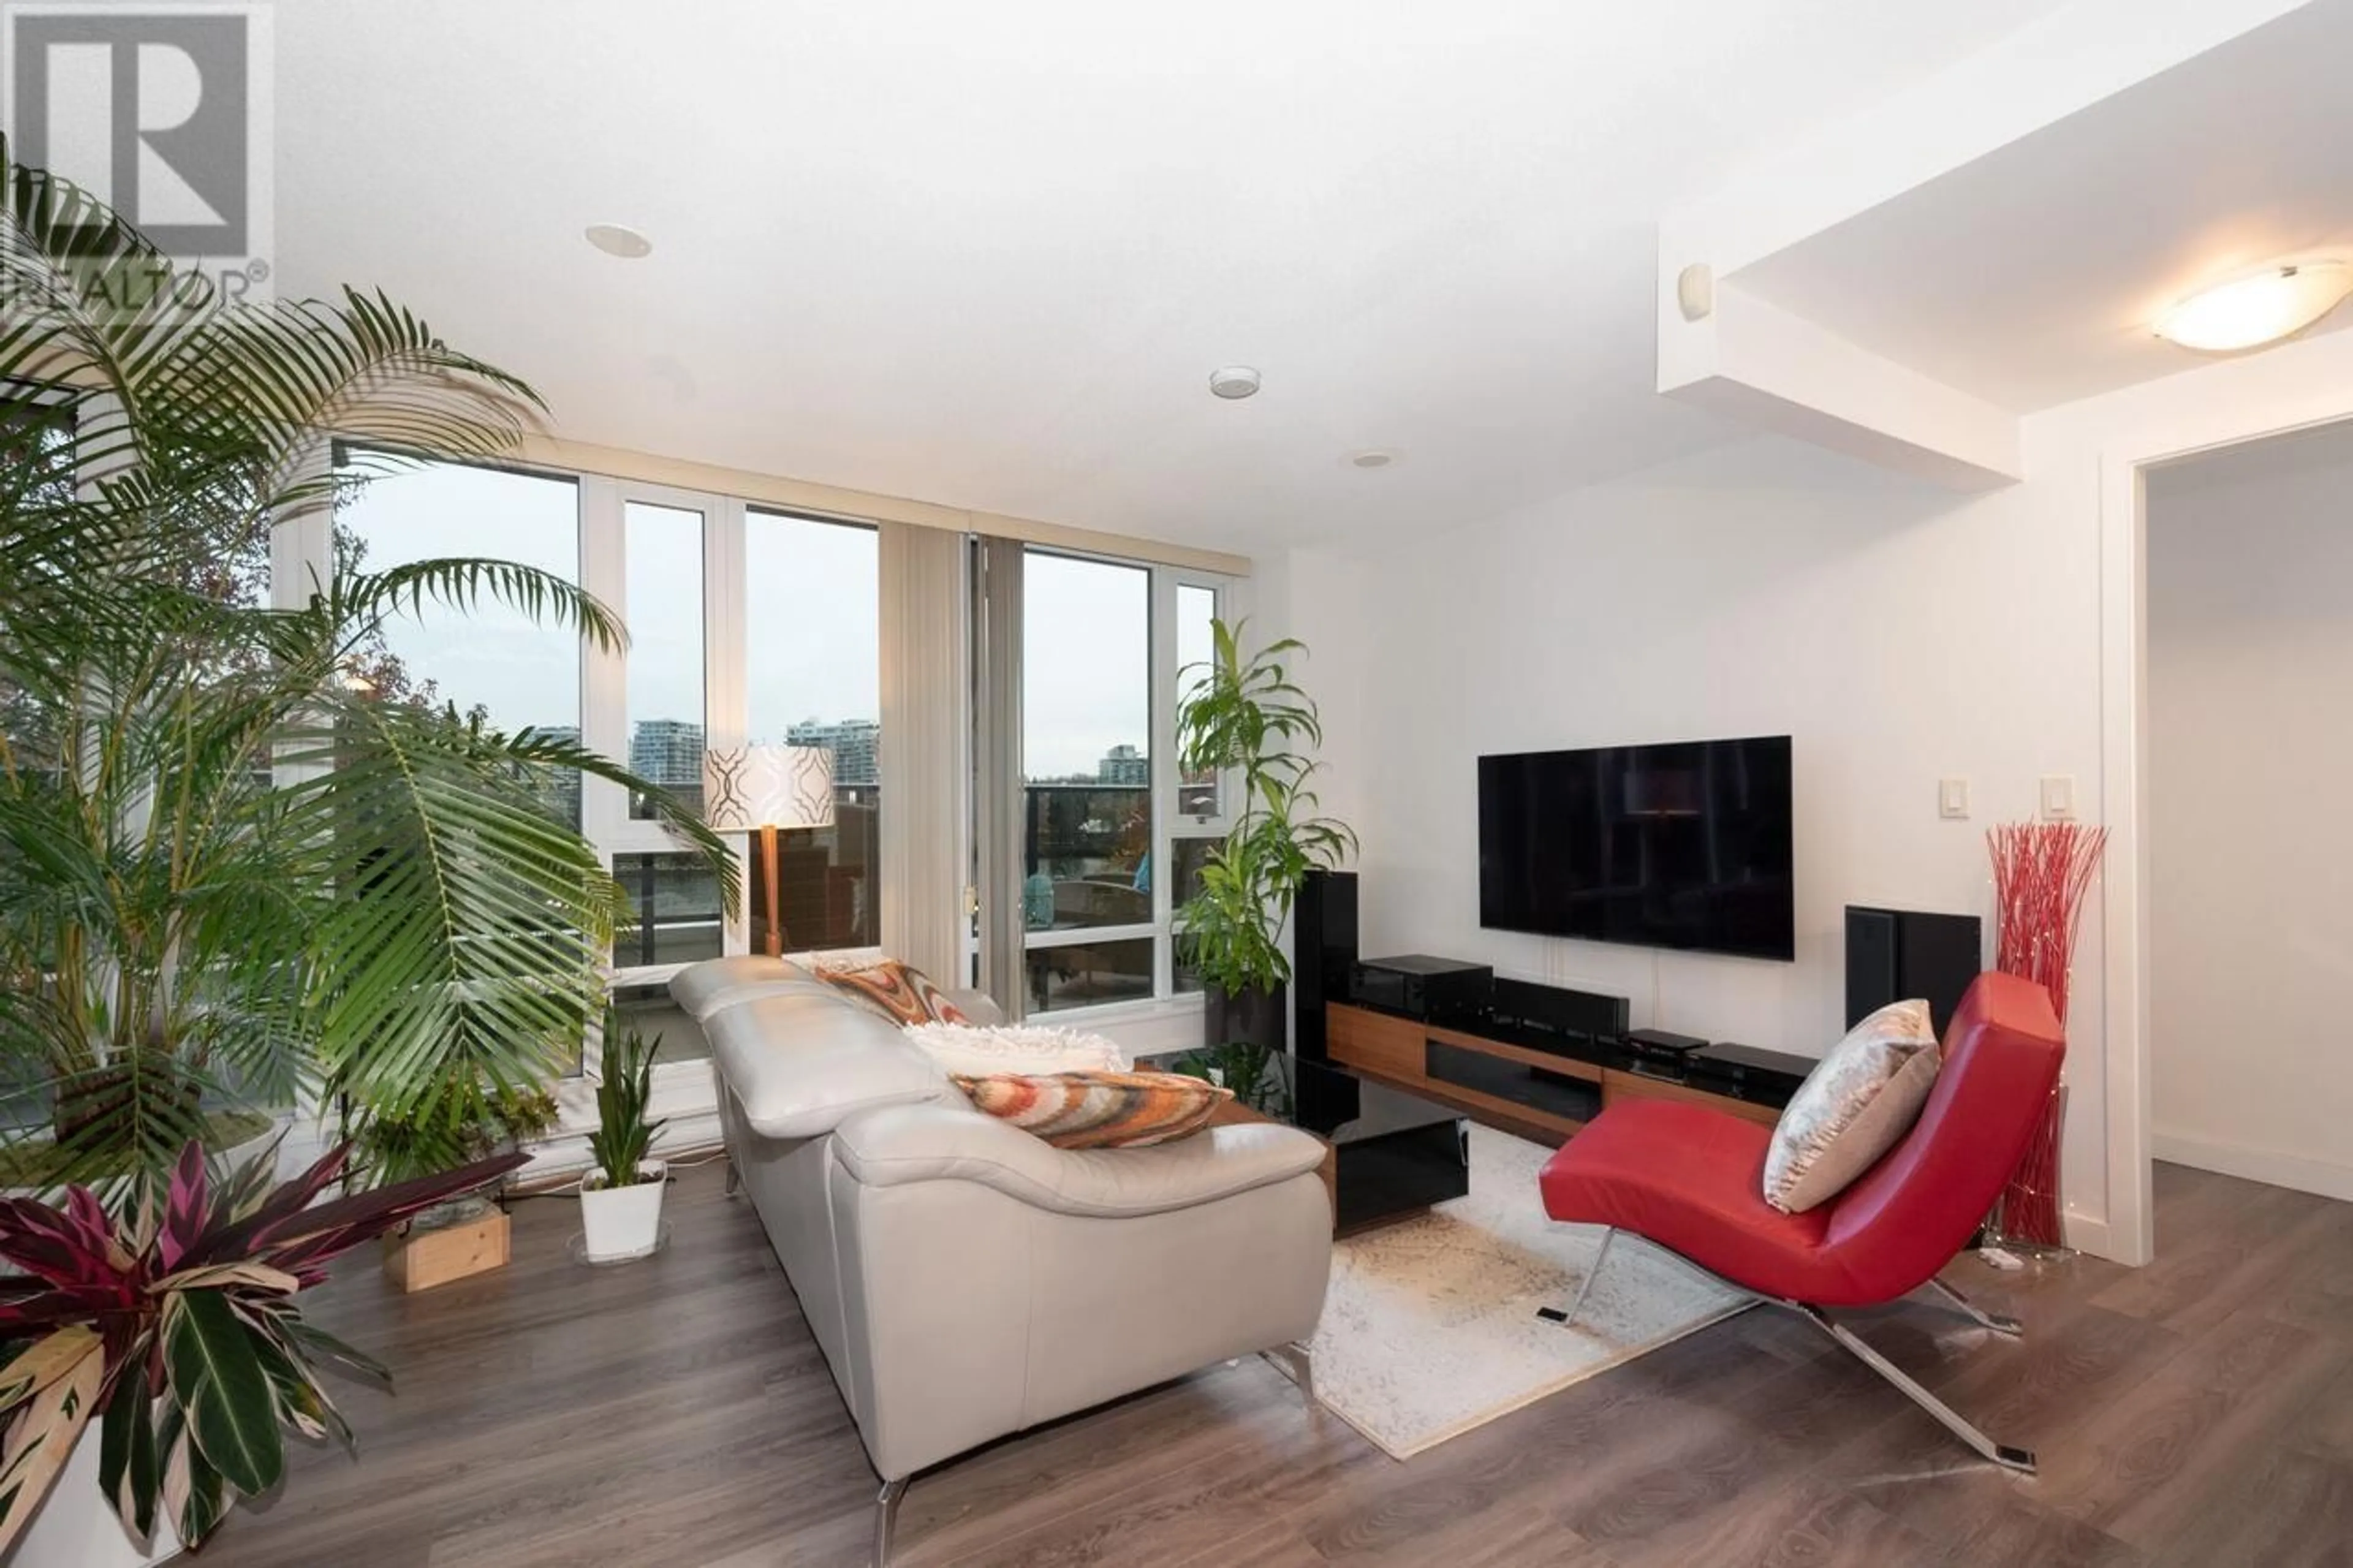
[0,142,735,1187]
[1173,619,1354,1051]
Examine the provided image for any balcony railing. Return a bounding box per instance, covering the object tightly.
[611,781,1178,967]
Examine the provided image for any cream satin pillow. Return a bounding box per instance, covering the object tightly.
[1763,999,1941,1214]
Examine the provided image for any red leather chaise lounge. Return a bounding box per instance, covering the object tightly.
[1537,971,2066,1473]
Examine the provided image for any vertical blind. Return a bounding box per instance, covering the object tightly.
[877,521,969,987]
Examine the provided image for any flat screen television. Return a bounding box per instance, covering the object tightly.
[1478,735,1794,961]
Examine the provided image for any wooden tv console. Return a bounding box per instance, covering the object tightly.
[1325,1002,1788,1143]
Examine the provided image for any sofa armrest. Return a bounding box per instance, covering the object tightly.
[830,1101,1327,1218]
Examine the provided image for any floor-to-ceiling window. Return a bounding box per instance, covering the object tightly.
[333,460,584,820]
[745,510,882,953]
[319,460,892,1078]
[1015,548,1229,1016]
[314,458,1231,1064]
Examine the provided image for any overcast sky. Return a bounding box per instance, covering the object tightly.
[344,463,1180,779]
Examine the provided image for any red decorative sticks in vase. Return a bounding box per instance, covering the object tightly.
[1986,820,2107,1248]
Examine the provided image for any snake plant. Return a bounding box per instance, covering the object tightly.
[588,1009,666,1188]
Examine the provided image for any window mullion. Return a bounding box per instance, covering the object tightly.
[578,474,627,853]
[1149,566,1177,999]
[707,496,748,954]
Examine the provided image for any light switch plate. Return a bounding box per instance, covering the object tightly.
[1939,778,1970,819]
[2040,775,2076,820]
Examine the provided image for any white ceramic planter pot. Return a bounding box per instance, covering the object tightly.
[15,1420,181,1567]
[578,1161,667,1262]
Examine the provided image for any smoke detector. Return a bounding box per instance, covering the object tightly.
[1208,366,1262,400]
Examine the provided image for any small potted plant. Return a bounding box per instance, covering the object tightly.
[578,1010,667,1262]
[360,1083,558,1292]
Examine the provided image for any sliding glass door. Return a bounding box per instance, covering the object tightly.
[998,547,1231,1020]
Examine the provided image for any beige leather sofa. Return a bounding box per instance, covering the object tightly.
[669,956,1333,1565]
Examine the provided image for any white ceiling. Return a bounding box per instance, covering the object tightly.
[272,2,2067,553]
[1732,1,2353,412]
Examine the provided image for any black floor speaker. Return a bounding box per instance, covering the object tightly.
[1845,904,1983,1039]
[1294,869,1358,1060]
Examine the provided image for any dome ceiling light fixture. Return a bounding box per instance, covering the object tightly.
[2154,261,2352,352]
[1348,449,1398,469]
[585,223,654,260]
[1208,366,1262,400]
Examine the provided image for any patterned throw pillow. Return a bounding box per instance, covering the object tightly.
[816,959,970,1028]
[952,1069,1232,1149]
[1762,999,1942,1214]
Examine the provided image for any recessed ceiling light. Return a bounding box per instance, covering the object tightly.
[2156,262,2351,352]
[1349,449,1398,469]
[1208,366,1261,400]
[585,223,653,260]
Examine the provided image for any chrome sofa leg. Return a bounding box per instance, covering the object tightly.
[1923,1274,2023,1338]
[1789,1303,2036,1474]
[874,1476,907,1567]
[722,1157,741,1199]
[1264,1341,1317,1409]
[1539,1225,1615,1330]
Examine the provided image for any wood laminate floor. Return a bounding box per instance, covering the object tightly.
[198,1158,2353,1568]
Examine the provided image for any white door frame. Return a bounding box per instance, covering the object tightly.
[2097,395,2353,1267]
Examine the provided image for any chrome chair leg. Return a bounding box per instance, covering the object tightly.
[1923,1275,2023,1338]
[1789,1303,2036,1474]
[1539,1225,1616,1329]
[722,1158,741,1199]
[874,1476,907,1567]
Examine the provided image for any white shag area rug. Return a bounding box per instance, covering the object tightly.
[1302,1124,1752,1460]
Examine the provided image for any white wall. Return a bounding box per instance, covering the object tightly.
[2145,423,2353,1202]
[1267,322,2353,1261]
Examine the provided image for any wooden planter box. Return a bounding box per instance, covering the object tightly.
[382,1206,510,1292]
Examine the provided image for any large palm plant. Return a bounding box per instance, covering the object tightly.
[0,142,734,1186]
[1174,619,1354,1049]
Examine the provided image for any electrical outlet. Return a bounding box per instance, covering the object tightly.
[1939,778,1970,820]
[2040,775,2076,820]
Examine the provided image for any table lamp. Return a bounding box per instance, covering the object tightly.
[703,743,837,956]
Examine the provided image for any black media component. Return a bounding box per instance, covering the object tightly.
[1349,954,1494,1023]
[1623,1027,1710,1061]
[1687,1040,1815,1102]
[1293,869,1358,1062]
[1487,977,1631,1045]
[1479,735,1796,961]
[1844,905,1983,1037]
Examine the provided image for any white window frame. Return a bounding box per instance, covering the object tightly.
[1018,550,1235,1021]
[292,457,893,1130]
[583,477,747,998]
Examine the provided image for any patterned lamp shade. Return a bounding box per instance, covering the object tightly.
[702,744,837,833]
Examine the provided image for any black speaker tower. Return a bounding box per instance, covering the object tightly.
[1294,869,1358,1060]
[1844,904,1982,1039]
